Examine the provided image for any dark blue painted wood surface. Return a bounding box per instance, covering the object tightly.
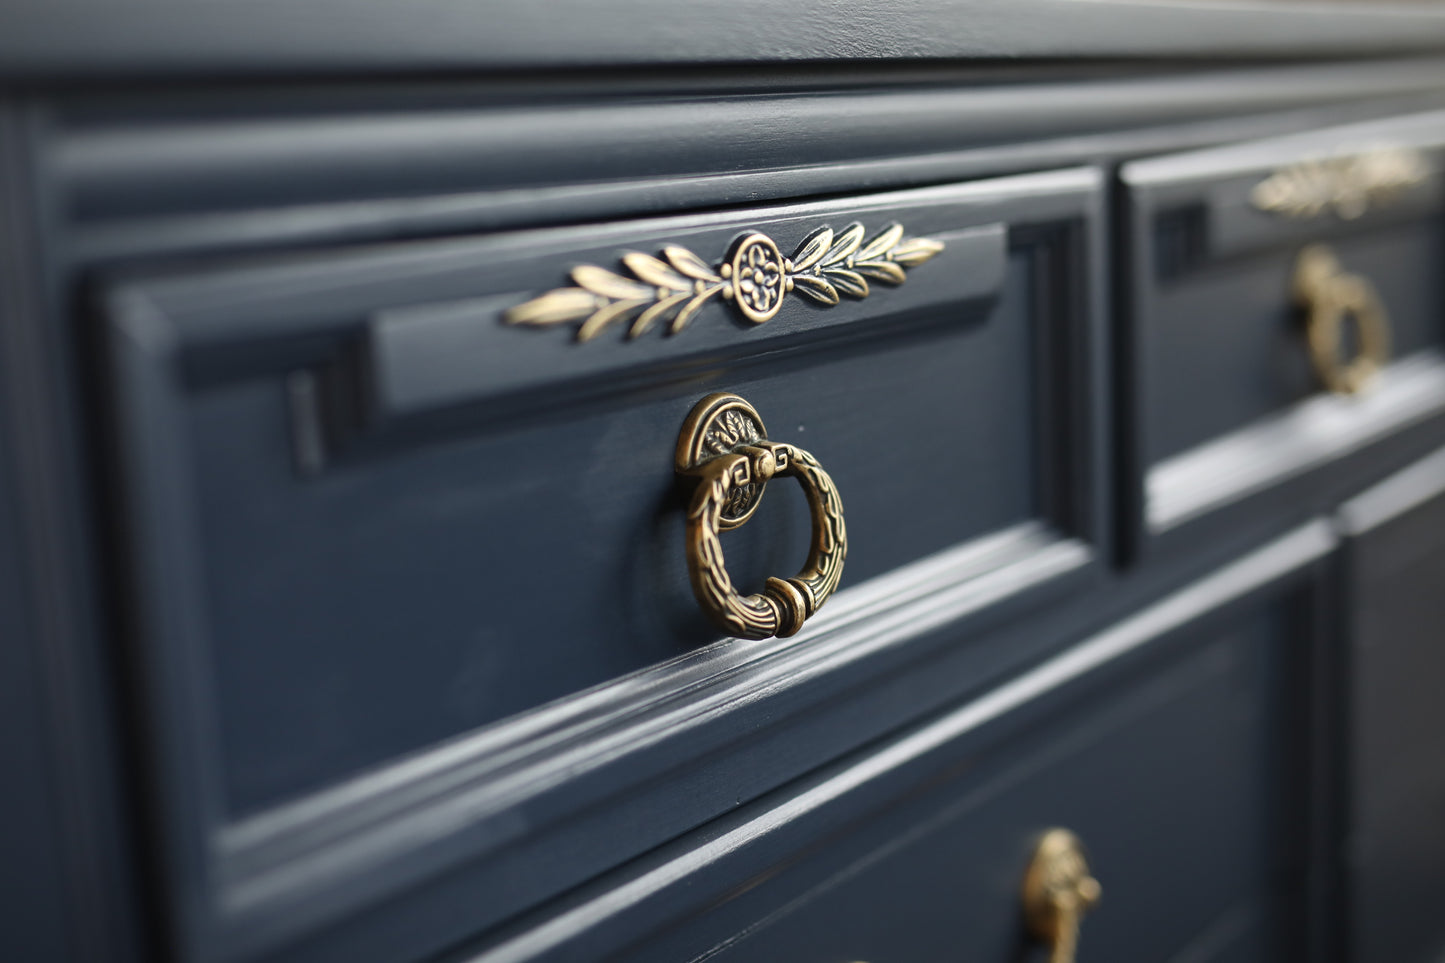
[3,43,1445,963]
[6,0,1445,77]
[95,168,1110,963]
[1339,446,1445,963]
[444,523,1336,963]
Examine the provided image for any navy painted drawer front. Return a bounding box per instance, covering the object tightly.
[98,170,1107,963]
[1121,110,1445,561]
[453,522,1335,963]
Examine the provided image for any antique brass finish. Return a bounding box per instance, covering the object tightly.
[1251,147,1427,221]
[505,222,944,342]
[1022,829,1102,963]
[675,393,772,529]
[1293,244,1391,395]
[676,393,846,640]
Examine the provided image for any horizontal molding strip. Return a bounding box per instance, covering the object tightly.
[59,59,1445,224]
[214,521,1090,954]
[8,1,1445,76]
[1338,441,1445,535]
[1123,107,1445,191]
[465,519,1337,963]
[113,172,1092,358]
[1148,350,1445,533]
[1123,107,1445,262]
[70,90,1445,265]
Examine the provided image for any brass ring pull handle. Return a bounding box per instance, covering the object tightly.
[676,393,846,640]
[1022,829,1102,963]
[1293,244,1391,396]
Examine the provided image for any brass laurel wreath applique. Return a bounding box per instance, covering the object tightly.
[504,222,944,342]
[1250,147,1428,221]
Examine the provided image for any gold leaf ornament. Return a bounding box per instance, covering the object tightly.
[504,220,945,342]
[1250,147,1429,221]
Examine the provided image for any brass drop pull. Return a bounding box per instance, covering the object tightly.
[1293,244,1391,395]
[1022,829,1102,963]
[675,393,846,640]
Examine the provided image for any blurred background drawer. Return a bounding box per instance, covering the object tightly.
[1121,110,1445,559]
[1338,445,1445,963]
[458,521,1336,963]
[98,169,1108,963]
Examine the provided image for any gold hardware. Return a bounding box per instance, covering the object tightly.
[1251,147,1427,221]
[675,393,846,640]
[505,222,944,342]
[1022,829,1101,963]
[1292,245,1391,395]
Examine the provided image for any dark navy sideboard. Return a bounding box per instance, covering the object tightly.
[4,3,1445,961]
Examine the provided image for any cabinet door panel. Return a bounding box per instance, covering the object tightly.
[456,522,1337,963]
[1340,445,1445,963]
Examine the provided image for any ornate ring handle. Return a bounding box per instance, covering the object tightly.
[1022,829,1102,963]
[1293,244,1391,395]
[676,393,846,640]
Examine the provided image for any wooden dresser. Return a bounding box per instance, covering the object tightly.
[4,3,1445,961]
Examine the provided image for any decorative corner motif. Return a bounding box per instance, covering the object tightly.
[1250,146,1429,221]
[503,222,944,342]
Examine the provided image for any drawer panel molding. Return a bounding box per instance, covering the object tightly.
[55,59,1445,263]
[366,221,1003,430]
[455,519,1336,963]
[97,169,1109,963]
[1148,350,1445,532]
[1121,109,1445,560]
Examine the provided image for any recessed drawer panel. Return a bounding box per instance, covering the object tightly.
[458,523,1333,963]
[100,171,1106,963]
[1122,110,1445,558]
